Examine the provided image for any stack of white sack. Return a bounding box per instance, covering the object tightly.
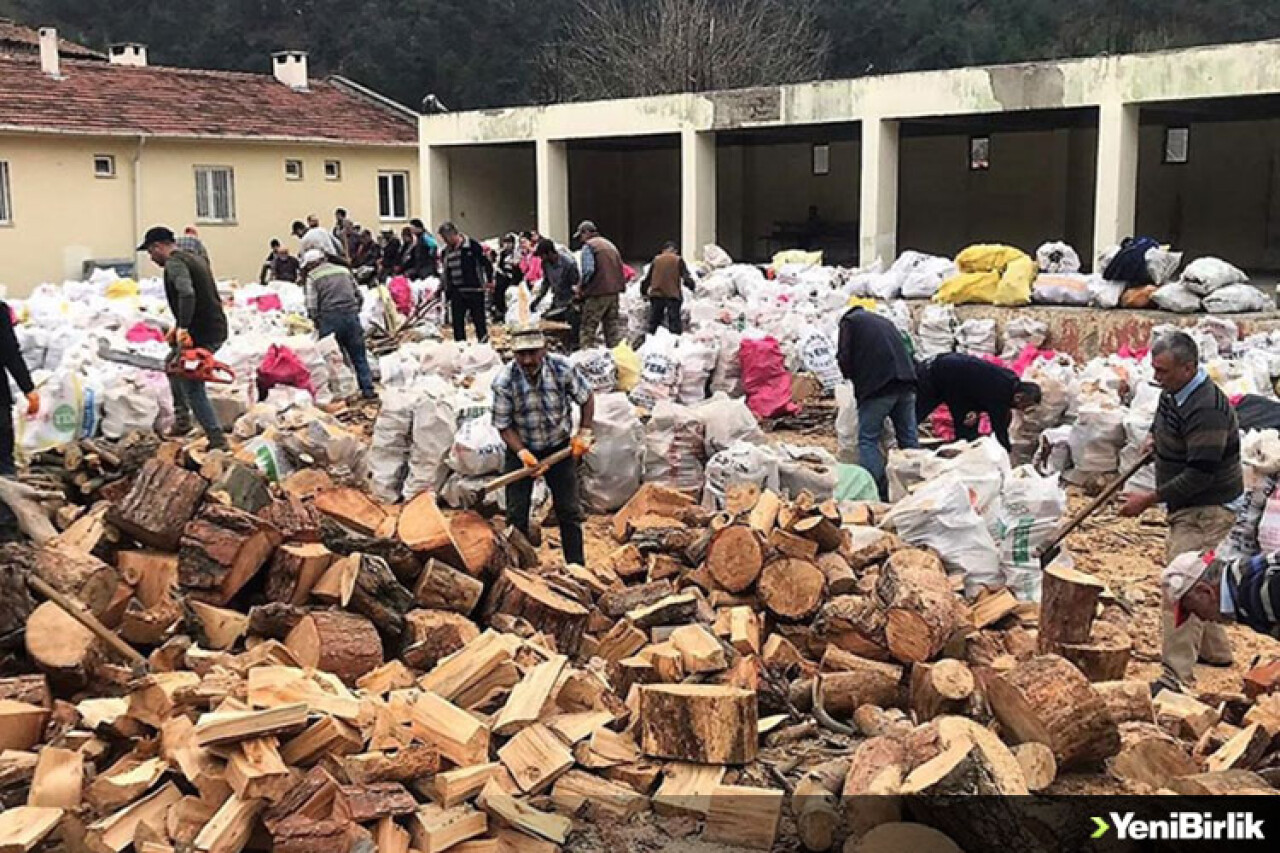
[915,305,957,358]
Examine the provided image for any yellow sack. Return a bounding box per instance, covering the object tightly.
[612,341,641,392]
[934,271,1000,305]
[846,296,878,311]
[993,256,1036,307]
[771,249,823,270]
[105,278,139,299]
[955,244,1027,275]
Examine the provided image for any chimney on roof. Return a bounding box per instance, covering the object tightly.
[271,50,308,91]
[108,43,148,67]
[38,27,60,78]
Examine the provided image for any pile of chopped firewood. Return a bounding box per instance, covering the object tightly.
[2,452,1280,853]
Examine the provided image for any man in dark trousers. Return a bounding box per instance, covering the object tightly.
[575,220,627,349]
[1162,551,1277,671]
[836,306,919,498]
[438,221,494,342]
[300,249,376,400]
[139,225,229,450]
[915,353,1042,450]
[1121,331,1242,691]
[640,242,695,335]
[0,305,38,477]
[492,325,595,566]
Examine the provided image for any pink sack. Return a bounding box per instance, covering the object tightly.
[739,336,800,419]
[249,294,283,313]
[388,276,413,316]
[256,344,315,399]
[125,322,166,344]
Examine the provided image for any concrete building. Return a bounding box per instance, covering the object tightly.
[419,39,1280,276]
[0,23,417,294]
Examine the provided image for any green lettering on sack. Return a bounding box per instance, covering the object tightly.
[52,404,78,432]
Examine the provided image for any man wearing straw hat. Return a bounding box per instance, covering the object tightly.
[492,324,595,566]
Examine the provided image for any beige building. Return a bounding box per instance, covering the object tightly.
[419,39,1280,276]
[0,23,418,295]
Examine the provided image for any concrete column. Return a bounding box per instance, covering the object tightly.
[1093,101,1140,267]
[420,143,451,231]
[536,138,570,242]
[681,128,716,254]
[859,117,900,267]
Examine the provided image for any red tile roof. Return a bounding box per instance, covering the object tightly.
[0,19,105,60]
[0,56,418,146]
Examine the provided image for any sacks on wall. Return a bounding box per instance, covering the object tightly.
[915,305,957,359]
[1035,241,1082,274]
[1151,282,1202,314]
[1204,284,1276,315]
[1032,273,1093,306]
[1181,256,1248,296]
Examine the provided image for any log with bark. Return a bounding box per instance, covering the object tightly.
[286,610,383,686]
[1036,564,1104,656]
[705,526,765,593]
[108,459,207,550]
[264,543,334,606]
[482,570,589,656]
[638,684,756,765]
[414,558,484,615]
[346,554,416,649]
[909,660,976,722]
[876,550,966,664]
[1057,620,1132,683]
[792,758,849,853]
[178,504,282,605]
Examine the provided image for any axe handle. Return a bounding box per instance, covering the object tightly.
[26,574,149,670]
[1042,449,1156,561]
[483,447,575,495]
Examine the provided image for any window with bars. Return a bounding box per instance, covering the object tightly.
[0,162,10,224]
[195,166,236,222]
[378,171,409,220]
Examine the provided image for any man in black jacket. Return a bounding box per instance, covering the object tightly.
[837,306,920,498]
[1121,331,1242,689]
[438,221,494,343]
[915,353,1042,450]
[0,305,38,477]
[139,225,229,451]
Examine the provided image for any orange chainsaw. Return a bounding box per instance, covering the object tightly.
[166,348,236,384]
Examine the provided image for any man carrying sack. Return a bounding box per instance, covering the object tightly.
[492,325,595,566]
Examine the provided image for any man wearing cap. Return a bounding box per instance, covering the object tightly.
[300,249,376,400]
[491,326,595,566]
[574,221,626,350]
[138,225,229,450]
[1164,550,1280,651]
[1121,331,1243,689]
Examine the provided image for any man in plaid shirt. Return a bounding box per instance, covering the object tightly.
[492,325,595,565]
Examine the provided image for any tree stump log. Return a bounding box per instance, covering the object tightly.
[705,526,765,594]
[108,459,207,550]
[1037,564,1104,656]
[876,550,965,664]
[483,570,589,656]
[33,543,120,616]
[1058,621,1132,682]
[792,758,849,852]
[286,610,383,686]
[758,558,826,622]
[986,654,1119,770]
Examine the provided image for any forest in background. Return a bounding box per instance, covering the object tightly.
[5,0,1280,111]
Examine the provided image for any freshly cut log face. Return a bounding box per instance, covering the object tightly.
[877,549,965,664]
[758,559,826,621]
[1037,564,1105,655]
[24,600,101,691]
[638,684,756,765]
[483,570,589,656]
[705,526,764,593]
[987,655,1119,770]
[1058,620,1132,682]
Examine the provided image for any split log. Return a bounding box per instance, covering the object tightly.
[192,793,265,853]
[117,551,178,609]
[968,588,1019,630]
[25,600,102,692]
[258,494,323,544]
[598,580,674,619]
[876,550,965,664]
[748,490,781,535]
[28,746,82,809]
[0,701,48,752]
[1109,736,1197,789]
[842,736,905,838]
[178,505,282,604]
[264,543,333,606]
[1011,742,1056,792]
[286,610,383,686]
[815,553,857,596]
[792,758,849,853]
[119,596,182,647]
[703,785,784,850]
[1153,690,1220,741]
[705,526,765,593]
[208,461,272,513]
[794,515,843,553]
[1168,769,1274,795]
[33,544,119,616]
[194,703,309,747]
[626,593,697,629]
[844,527,898,572]
[758,558,826,621]
[612,484,696,542]
[482,570,588,656]
[1094,680,1154,725]
[342,745,441,786]
[0,676,49,709]
[1057,621,1132,682]
[414,559,484,615]
[108,459,207,550]
[0,806,64,853]
[397,491,454,552]
[448,511,507,578]
[316,488,387,536]
[226,737,292,803]
[409,803,487,853]
[1036,564,1104,655]
[319,516,421,585]
[986,654,1119,769]
[652,762,725,818]
[1206,723,1271,772]
[498,723,574,794]
[247,603,307,641]
[769,528,819,562]
[186,600,249,650]
[909,660,975,722]
[639,684,756,764]
[401,610,479,671]
[347,554,415,648]
[550,770,648,821]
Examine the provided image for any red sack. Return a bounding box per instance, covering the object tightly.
[388,276,413,316]
[739,336,800,420]
[125,322,166,344]
[256,344,315,399]
[249,293,283,313]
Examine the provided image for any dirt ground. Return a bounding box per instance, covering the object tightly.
[519,417,1280,849]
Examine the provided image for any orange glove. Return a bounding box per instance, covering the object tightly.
[24,391,38,416]
[571,430,594,459]
[175,328,194,348]
[518,449,539,470]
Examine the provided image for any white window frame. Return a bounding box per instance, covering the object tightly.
[324,159,342,181]
[1164,126,1190,165]
[378,170,409,221]
[93,154,116,178]
[194,165,236,224]
[812,143,830,176]
[0,162,11,224]
[284,159,304,180]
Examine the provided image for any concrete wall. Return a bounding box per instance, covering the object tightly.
[444,145,536,240]
[898,127,1098,262]
[0,132,417,294]
[716,139,860,263]
[1137,118,1280,273]
[568,145,680,260]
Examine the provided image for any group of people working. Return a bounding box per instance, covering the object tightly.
[274,210,441,285]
